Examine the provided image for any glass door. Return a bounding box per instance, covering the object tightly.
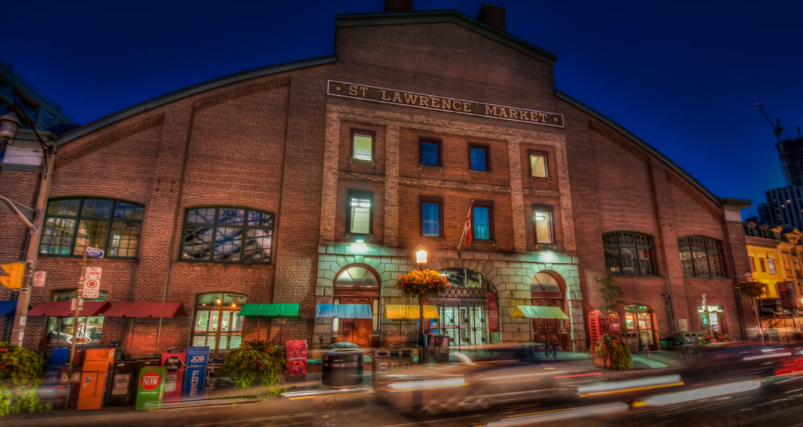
[636,312,654,346]
[193,293,246,357]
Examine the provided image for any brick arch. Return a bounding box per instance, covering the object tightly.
[601,229,658,239]
[333,263,382,291]
[46,191,150,206]
[180,198,280,215]
[530,269,567,294]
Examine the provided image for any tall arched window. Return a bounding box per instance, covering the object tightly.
[181,207,274,263]
[678,236,725,277]
[603,232,657,276]
[40,198,144,258]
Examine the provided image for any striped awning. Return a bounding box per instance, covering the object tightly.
[28,301,110,318]
[239,303,300,319]
[383,305,440,320]
[103,302,188,318]
[316,304,372,319]
[510,306,569,320]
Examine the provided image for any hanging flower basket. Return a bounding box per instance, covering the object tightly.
[395,269,450,299]
[734,281,765,298]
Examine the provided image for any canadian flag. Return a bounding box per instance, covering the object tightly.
[459,199,474,249]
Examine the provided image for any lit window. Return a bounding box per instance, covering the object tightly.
[469,144,489,171]
[193,293,246,357]
[348,192,372,235]
[182,207,274,263]
[768,257,777,274]
[46,290,108,348]
[352,132,373,161]
[420,138,440,166]
[603,232,656,276]
[472,204,493,240]
[421,198,442,237]
[529,152,547,178]
[533,208,553,244]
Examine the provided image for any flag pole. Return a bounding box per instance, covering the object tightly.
[457,199,474,250]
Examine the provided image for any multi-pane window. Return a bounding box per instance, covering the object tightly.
[533,207,553,244]
[603,232,657,276]
[529,151,547,178]
[182,207,274,263]
[40,198,144,258]
[351,130,374,161]
[469,144,490,171]
[193,293,246,357]
[759,257,766,272]
[420,138,441,167]
[46,290,108,348]
[334,265,379,288]
[768,257,777,274]
[472,202,494,240]
[678,236,725,278]
[347,191,373,235]
[749,256,755,272]
[420,197,443,237]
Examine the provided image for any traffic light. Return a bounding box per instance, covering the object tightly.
[0,262,25,289]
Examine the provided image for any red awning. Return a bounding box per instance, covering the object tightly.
[28,301,110,317]
[103,302,188,318]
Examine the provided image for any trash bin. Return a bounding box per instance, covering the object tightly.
[322,351,363,388]
[107,360,137,406]
[429,334,450,364]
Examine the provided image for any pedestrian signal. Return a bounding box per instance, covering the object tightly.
[0,263,25,289]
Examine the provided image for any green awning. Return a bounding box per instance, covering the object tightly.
[239,303,300,319]
[510,306,569,320]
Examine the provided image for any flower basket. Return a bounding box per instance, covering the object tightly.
[734,281,765,298]
[394,269,450,298]
[698,331,728,346]
[594,334,632,370]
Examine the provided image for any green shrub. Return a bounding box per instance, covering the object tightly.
[0,342,51,416]
[216,340,286,394]
[595,334,633,371]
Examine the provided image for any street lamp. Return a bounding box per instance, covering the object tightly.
[414,243,427,364]
[0,94,56,348]
[415,243,428,266]
[744,270,764,346]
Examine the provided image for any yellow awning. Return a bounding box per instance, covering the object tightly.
[511,306,569,320]
[383,305,440,320]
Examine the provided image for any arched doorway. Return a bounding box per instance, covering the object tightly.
[624,304,656,352]
[530,272,568,348]
[332,264,381,347]
[430,268,499,348]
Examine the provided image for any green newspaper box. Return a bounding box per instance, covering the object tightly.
[135,366,165,411]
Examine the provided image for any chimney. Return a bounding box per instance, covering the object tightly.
[385,0,413,13]
[477,3,506,32]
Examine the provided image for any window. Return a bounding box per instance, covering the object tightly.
[40,198,144,258]
[532,206,553,244]
[347,191,373,235]
[351,130,374,161]
[528,151,548,178]
[45,290,108,348]
[182,207,274,263]
[420,138,441,167]
[469,143,490,171]
[603,232,656,276]
[420,196,443,237]
[749,256,755,272]
[768,257,777,274]
[335,265,379,288]
[677,236,725,278]
[472,201,494,240]
[193,293,246,357]
[759,257,766,272]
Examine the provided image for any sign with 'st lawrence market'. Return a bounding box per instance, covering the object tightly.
[327,81,565,128]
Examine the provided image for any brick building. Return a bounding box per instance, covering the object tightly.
[0,2,754,356]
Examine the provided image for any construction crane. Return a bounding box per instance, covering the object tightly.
[756,102,784,143]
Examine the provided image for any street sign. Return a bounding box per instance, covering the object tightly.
[70,298,84,311]
[86,267,102,280]
[84,247,104,259]
[83,279,100,299]
[33,271,46,287]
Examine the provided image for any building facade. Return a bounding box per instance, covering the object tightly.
[0,3,753,355]
[762,185,803,229]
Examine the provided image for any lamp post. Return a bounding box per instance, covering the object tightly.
[0,96,56,348]
[415,243,427,365]
[745,270,764,346]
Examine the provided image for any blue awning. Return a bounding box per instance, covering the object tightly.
[0,301,17,317]
[315,304,372,319]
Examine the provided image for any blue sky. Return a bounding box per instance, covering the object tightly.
[3,0,801,218]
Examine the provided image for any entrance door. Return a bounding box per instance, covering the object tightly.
[636,312,655,348]
[334,297,373,347]
[532,298,564,346]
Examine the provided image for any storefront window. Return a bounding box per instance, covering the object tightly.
[46,290,108,348]
[625,313,636,330]
[193,293,246,357]
[698,305,724,333]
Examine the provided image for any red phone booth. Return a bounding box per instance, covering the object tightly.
[588,310,621,346]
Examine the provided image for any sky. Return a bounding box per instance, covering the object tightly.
[3,0,802,218]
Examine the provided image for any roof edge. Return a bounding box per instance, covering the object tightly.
[56,55,337,146]
[336,10,557,66]
[555,89,721,206]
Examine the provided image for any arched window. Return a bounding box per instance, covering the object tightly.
[40,198,144,258]
[181,207,274,263]
[334,265,379,287]
[677,236,725,277]
[531,272,561,292]
[603,232,657,276]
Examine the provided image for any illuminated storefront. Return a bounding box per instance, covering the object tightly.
[192,293,246,357]
[45,290,107,348]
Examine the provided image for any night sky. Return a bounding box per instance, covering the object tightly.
[3,1,801,218]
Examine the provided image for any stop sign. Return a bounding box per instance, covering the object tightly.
[141,371,161,391]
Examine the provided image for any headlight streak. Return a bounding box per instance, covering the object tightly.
[743,352,791,361]
[632,380,761,407]
[387,377,467,391]
[576,375,682,397]
[484,403,628,426]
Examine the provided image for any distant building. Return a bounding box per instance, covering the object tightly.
[764,186,803,229]
[778,136,803,187]
[0,61,76,131]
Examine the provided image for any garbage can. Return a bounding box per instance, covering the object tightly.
[322,351,363,388]
[107,360,137,406]
[429,334,450,364]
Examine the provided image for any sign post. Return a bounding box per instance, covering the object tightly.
[32,271,46,287]
[135,366,165,411]
[64,254,87,409]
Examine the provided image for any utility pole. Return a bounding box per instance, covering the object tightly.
[63,254,87,409]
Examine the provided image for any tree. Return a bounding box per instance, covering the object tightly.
[596,272,624,314]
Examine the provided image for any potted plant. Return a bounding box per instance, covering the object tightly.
[216,340,286,396]
[698,330,728,345]
[594,333,633,370]
[0,342,51,416]
[395,269,450,364]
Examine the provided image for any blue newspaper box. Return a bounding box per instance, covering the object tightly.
[181,346,209,400]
